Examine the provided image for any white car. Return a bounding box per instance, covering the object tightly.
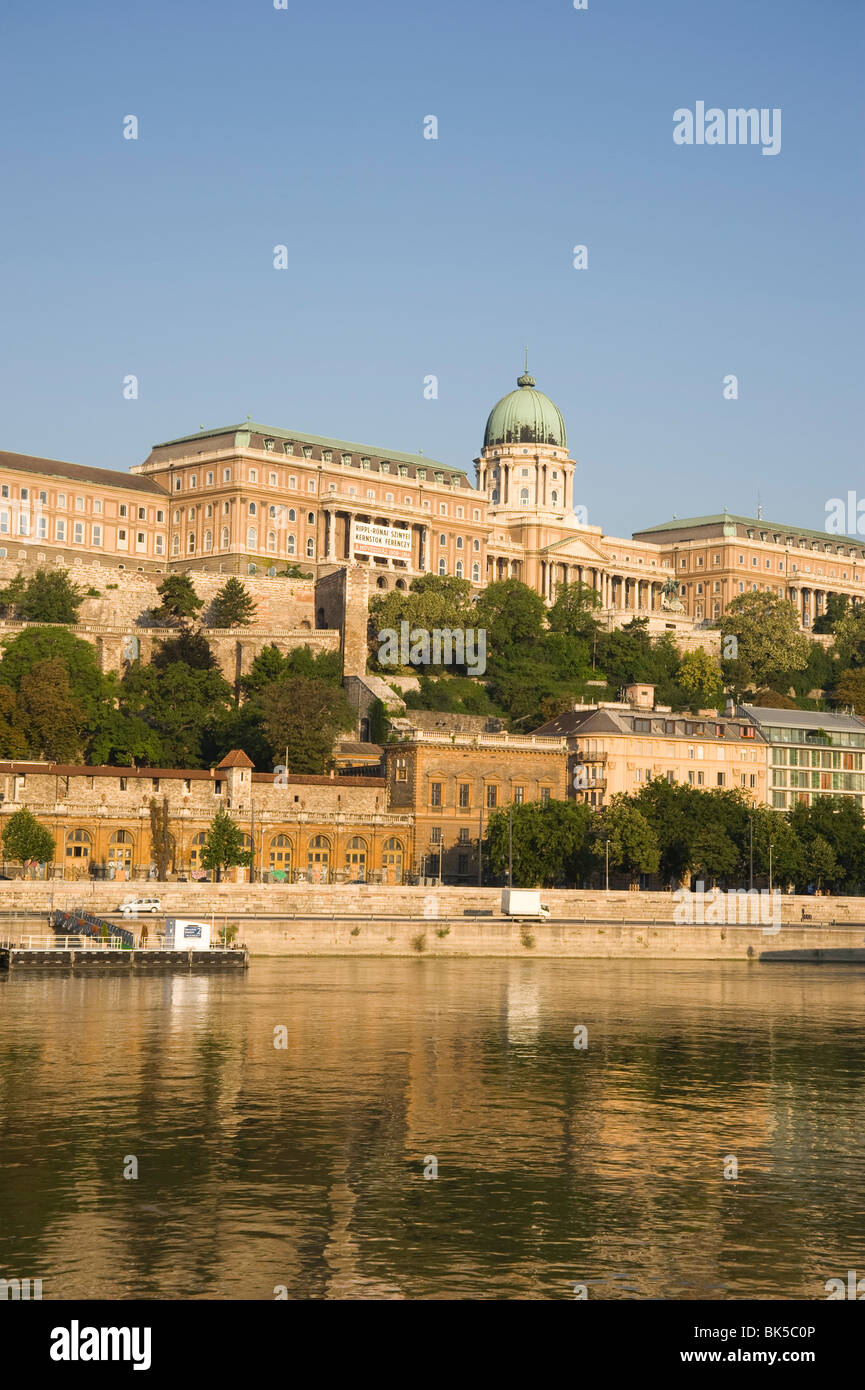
[119,897,162,916]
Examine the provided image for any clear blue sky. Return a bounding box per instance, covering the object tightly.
[0,0,861,539]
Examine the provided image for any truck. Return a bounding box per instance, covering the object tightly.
[501,889,551,920]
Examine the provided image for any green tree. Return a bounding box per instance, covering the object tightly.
[17,658,87,760]
[834,667,865,714]
[484,799,595,888]
[210,577,257,628]
[151,574,203,627]
[0,627,107,731]
[149,796,175,880]
[719,592,810,694]
[689,823,740,886]
[812,593,848,635]
[676,648,723,707]
[0,684,28,758]
[241,643,342,697]
[2,807,55,874]
[474,579,546,650]
[152,629,219,671]
[594,797,660,880]
[119,661,233,767]
[200,807,250,882]
[547,582,602,640]
[256,676,354,773]
[15,568,84,624]
[832,605,865,670]
[807,835,837,891]
[0,572,27,618]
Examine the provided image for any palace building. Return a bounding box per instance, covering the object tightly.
[0,363,861,633]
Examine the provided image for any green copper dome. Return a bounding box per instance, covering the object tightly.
[483,368,567,450]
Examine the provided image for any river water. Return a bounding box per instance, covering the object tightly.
[1,957,863,1300]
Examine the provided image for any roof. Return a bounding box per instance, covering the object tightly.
[150,422,469,479]
[0,449,168,496]
[217,749,254,769]
[0,759,385,787]
[533,706,766,742]
[632,512,858,547]
[483,372,567,451]
[742,705,865,733]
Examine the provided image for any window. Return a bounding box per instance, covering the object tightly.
[156,510,164,523]
[187,532,195,553]
[458,827,470,845]
[37,515,47,539]
[540,787,551,805]
[155,535,164,555]
[221,527,230,548]
[204,530,212,551]
[247,528,257,550]
[249,502,257,515]
[455,560,464,578]
[288,508,296,522]
[0,510,7,534]
[287,534,296,554]
[73,522,84,543]
[249,470,257,482]
[514,786,525,804]
[174,478,182,491]
[267,531,276,552]
[306,537,315,557]
[206,472,213,486]
[438,558,446,575]
[486,785,498,809]
[458,783,470,808]
[430,782,442,807]
[171,535,179,554]
[93,498,102,513]
[119,503,128,518]
[56,519,66,541]
[307,511,315,525]
[395,757,407,782]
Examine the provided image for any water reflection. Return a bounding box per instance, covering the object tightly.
[1,959,863,1299]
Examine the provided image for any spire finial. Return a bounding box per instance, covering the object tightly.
[517,347,535,389]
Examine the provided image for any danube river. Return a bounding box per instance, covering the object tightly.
[1,958,863,1300]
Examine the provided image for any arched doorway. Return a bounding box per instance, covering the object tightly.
[382,837,404,885]
[344,835,368,882]
[269,834,292,880]
[108,829,134,878]
[190,831,207,876]
[307,835,331,884]
[65,828,92,867]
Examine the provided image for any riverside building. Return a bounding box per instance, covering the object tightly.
[1,363,861,630]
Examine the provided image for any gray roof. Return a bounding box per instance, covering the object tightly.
[742,705,865,733]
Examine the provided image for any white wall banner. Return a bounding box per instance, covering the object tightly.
[351,519,412,560]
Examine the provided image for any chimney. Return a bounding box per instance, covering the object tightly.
[624,683,655,710]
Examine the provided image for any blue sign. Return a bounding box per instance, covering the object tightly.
[183,924,202,939]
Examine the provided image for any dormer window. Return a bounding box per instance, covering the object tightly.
[302,446,313,458]
[264,439,275,451]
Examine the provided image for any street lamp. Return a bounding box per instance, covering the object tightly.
[769,841,774,895]
[748,814,754,891]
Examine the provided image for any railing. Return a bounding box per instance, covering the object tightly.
[396,731,567,749]
[0,935,129,950]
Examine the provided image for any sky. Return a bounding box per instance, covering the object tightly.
[0,0,862,540]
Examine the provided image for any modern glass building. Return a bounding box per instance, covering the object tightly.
[741,706,865,810]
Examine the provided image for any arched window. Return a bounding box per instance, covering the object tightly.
[456,560,464,578]
[439,533,446,546]
[307,834,331,884]
[171,535,180,555]
[473,538,480,551]
[382,836,404,885]
[307,511,315,525]
[288,508,296,522]
[456,536,463,549]
[66,828,91,860]
[552,491,558,505]
[267,531,277,552]
[187,533,195,553]
[287,534,296,555]
[491,490,499,503]
[306,538,315,557]
[190,832,207,867]
[345,835,368,882]
[520,488,529,503]
[247,528,257,550]
[249,502,257,516]
[221,527,230,549]
[438,558,446,576]
[203,530,212,551]
[472,563,480,582]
